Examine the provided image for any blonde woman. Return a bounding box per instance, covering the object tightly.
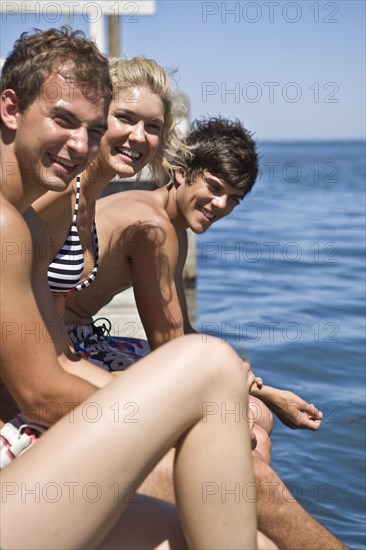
[32,56,188,385]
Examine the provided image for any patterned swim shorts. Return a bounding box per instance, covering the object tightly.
[67,319,150,372]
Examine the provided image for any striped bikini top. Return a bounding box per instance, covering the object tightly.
[48,176,99,296]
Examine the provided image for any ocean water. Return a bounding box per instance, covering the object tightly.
[195,141,366,549]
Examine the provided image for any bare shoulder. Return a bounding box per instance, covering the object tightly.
[97,187,172,230]
[1,196,31,246]
[0,197,33,281]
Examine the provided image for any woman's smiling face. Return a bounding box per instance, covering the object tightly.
[97,85,165,180]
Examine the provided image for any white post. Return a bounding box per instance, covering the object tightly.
[90,18,105,53]
[0,1,156,54]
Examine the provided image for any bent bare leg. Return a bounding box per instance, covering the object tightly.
[1,335,256,550]
[252,424,272,464]
[138,449,346,549]
[99,495,278,550]
[249,395,274,436]
[253,453,347,550]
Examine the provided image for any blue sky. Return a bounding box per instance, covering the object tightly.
[1,1,365,140]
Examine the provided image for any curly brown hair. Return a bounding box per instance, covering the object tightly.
[176,117,258,196]
[1,27,112,112]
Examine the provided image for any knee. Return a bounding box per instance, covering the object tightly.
[252,425,272,464]
[176,334,247,394]
[249,396,274,435]
[190,333,244,374]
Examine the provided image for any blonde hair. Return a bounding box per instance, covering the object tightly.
[109,57,190,184]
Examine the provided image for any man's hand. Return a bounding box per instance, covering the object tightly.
[268,389,323,430]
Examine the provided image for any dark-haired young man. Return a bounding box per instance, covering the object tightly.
[65,115,324,439]
[65,118,322,435]
[65,117,259,360]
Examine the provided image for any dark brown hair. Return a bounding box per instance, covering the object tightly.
[178,117,258,196]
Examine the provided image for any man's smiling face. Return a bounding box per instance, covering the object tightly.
[175,170,245,234]
[13,71,107,192]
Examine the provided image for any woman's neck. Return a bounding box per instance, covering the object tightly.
[81,160,115,201]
